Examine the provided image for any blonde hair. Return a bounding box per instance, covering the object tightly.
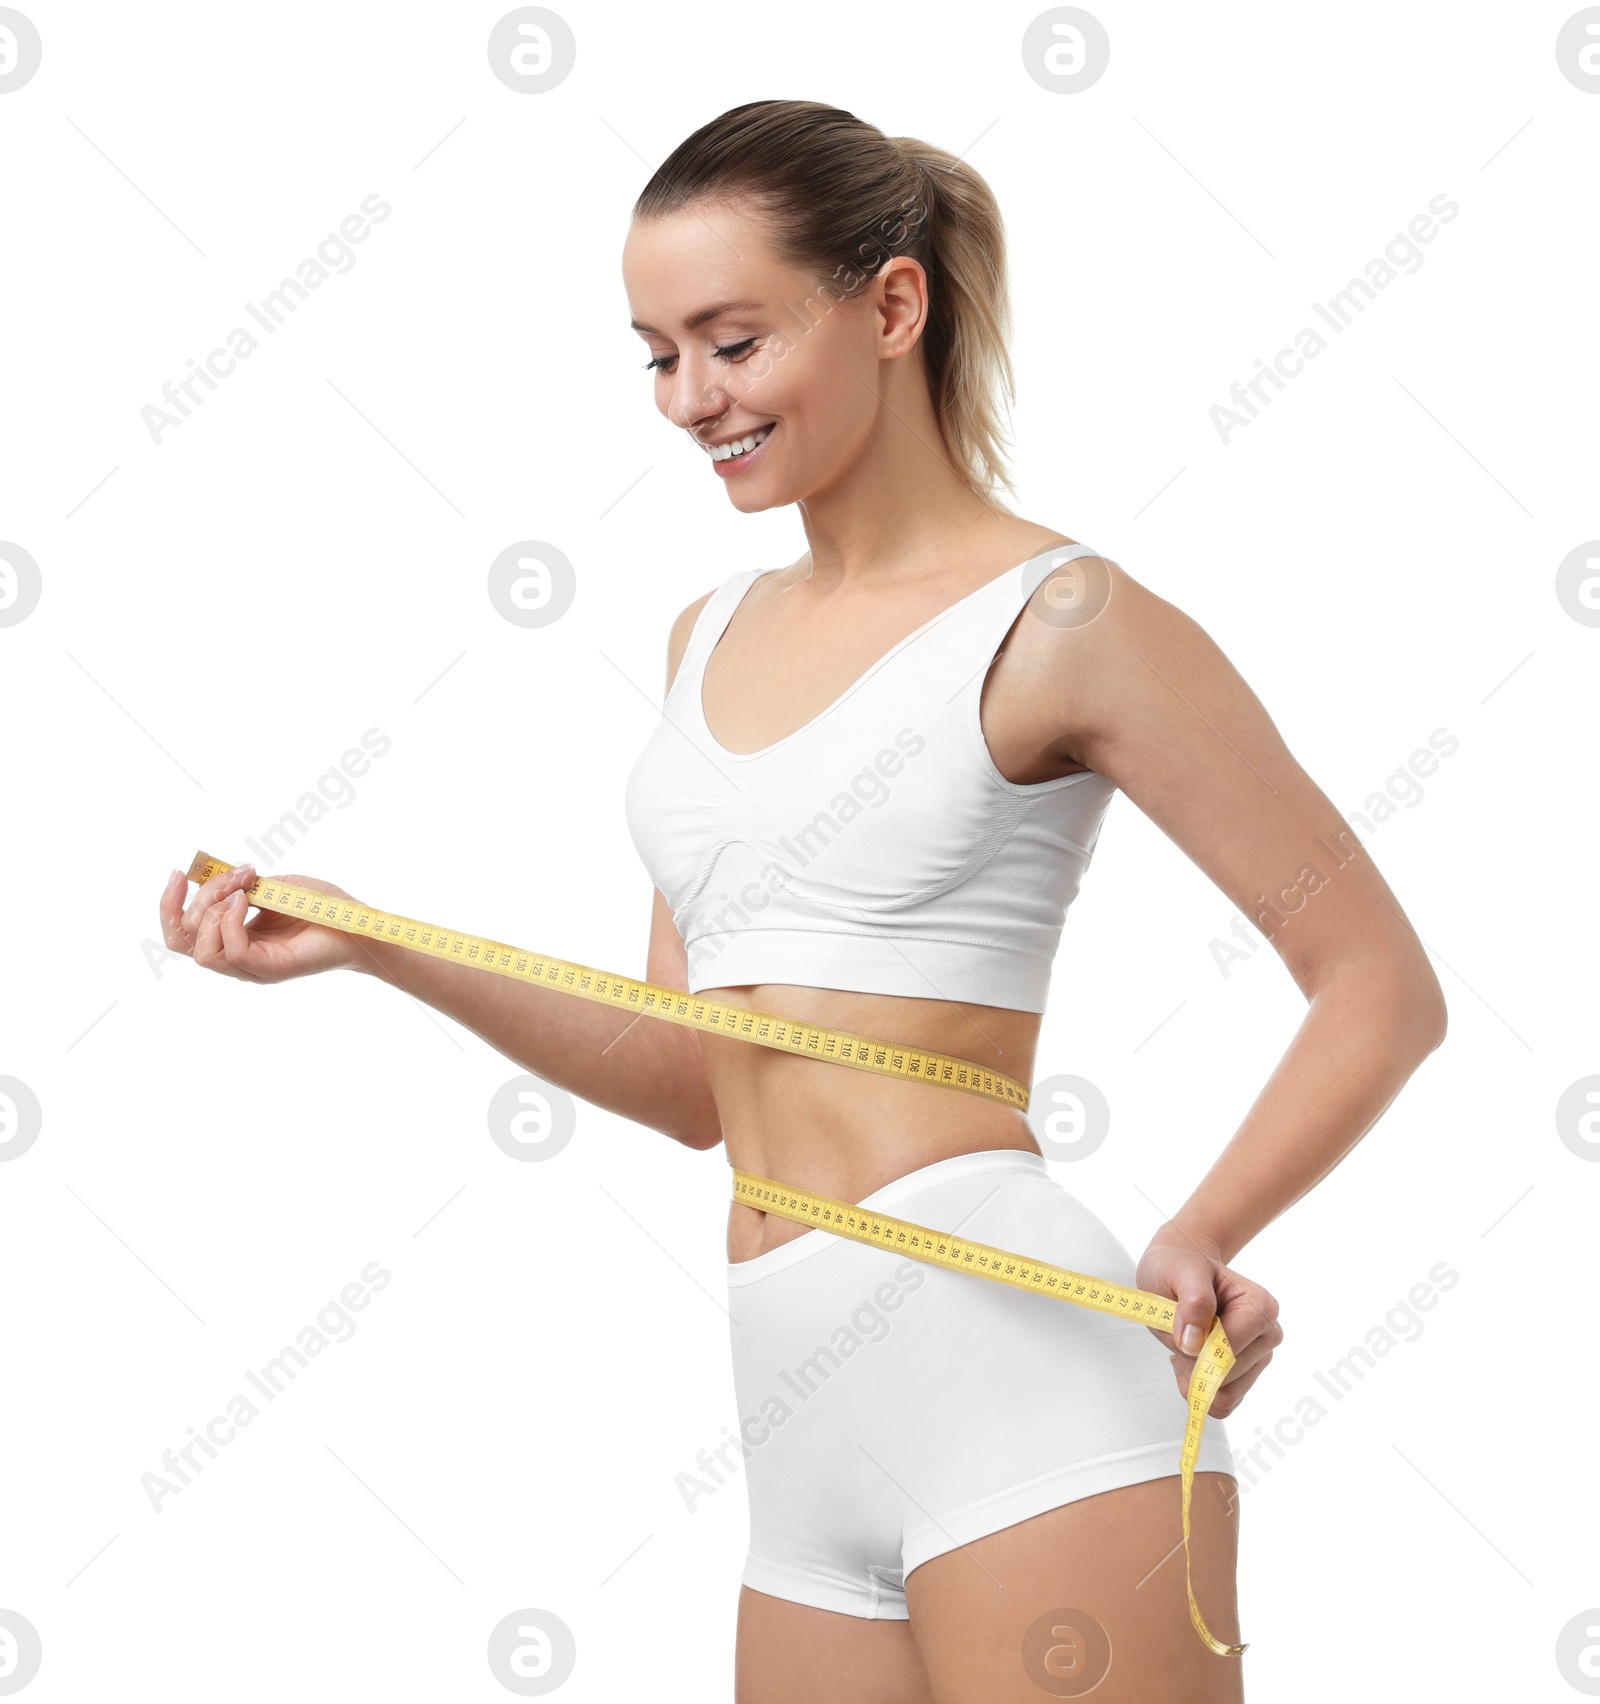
[633,99,1019,509]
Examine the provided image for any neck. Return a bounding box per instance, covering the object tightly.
[791,369,1012,593]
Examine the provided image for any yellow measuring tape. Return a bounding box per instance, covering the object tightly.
[183,851,1244,1657]
[183,853,1029,1111]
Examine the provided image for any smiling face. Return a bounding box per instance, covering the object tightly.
[623,198,926,513]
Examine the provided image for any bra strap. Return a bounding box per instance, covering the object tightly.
[1018,541,1103,607]
[674,567,765,689]
[953,541,1107,692]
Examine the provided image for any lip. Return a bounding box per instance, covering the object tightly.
[708,423,776,478]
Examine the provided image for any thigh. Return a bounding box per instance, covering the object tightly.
[904,1471,1245,1704]
[735,1585,936,1704]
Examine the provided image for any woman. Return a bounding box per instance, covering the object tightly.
[159,100,1447,1702]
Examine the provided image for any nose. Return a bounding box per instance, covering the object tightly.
[664,350,732,434]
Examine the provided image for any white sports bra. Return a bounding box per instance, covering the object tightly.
[623,543,1118,1014]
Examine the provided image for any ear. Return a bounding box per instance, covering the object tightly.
[874,255,930,359]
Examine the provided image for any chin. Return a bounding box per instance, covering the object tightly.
[726,479,790,514]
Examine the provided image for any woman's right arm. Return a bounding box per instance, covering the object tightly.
[158,591,723,1152]
[348,883,724,1150]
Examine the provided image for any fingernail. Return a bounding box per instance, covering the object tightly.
[1182,1324,1204,1354]
[169,868,182,887]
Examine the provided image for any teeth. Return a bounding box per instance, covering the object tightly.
[711,425,772,462]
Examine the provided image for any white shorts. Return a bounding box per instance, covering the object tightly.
[724,1147,1237,1620]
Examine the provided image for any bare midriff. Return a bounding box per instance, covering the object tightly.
[706,980,1044,1265]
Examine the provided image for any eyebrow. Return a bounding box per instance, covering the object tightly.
[629,299,765,336]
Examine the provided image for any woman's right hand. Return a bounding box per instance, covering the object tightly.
[159,863,371,984]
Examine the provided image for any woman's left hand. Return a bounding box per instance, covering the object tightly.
[1135,1227,1282,1418]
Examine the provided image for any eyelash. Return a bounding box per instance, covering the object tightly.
[643,337,758,375]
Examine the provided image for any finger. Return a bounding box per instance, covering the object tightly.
[192,889,258,981]
[1171,1306,1280,1384]
[1170,1327,1279,1409]
[159,868,197,954]
[1205,1356,1274,1417]
[184,865,257,947]
[189,891,233,974]
[1208,1268,1280,1341]
[1170,1278,1221,1359]
[1169,1349,1259,1410]
[215,885,269,980]
[1212,1299,1283,1369]
[1214,1329,1279,1389]
[183,862,255,936]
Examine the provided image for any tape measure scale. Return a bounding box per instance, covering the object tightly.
[183,854,1030,1110]
[182,851,1243,1656]
[731,1171,1246,1658]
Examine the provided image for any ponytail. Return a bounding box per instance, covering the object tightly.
[889,135,1018,505]
[633,100,1019,509]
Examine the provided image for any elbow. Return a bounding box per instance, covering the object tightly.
[1400,963,1449,1058]
[1409,947,1449,1055]
[673,1112,725,1153]
[678,1127,726,1154]
[1421,983,1449,1055]
[1312,953,1448,1058]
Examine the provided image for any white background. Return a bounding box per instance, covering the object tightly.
[2,2,1596,1698]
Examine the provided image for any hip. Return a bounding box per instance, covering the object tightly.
[722,1147,1225,1476]
[725,1147,1136,1295]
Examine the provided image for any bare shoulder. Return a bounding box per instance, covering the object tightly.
[1001,548,1300,794]
[664,588,717,694]
[1025,550,1175,642]
[1019,553,1241,721]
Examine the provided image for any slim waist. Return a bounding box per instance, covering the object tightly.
[725,1147,1050,1287]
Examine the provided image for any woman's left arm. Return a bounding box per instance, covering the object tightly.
[1015,554,1449,1412]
